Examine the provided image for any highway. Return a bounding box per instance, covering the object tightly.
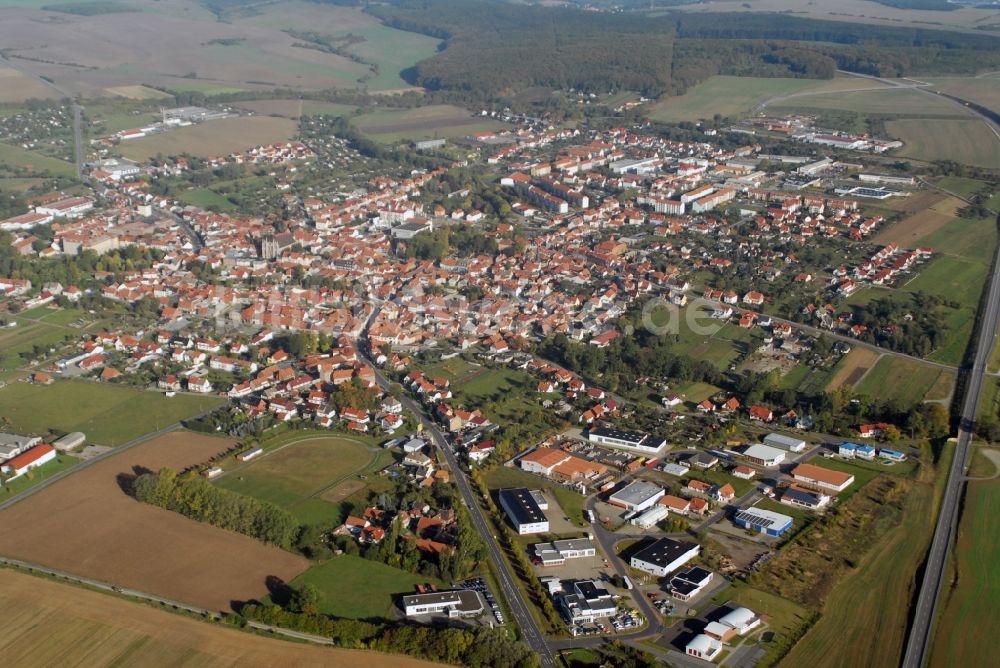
[357,347,557,668]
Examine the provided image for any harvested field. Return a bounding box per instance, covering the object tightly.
[233,98,357,120]
[887,118,1000,169]
[0,431,308,613]
[0,569,441,668]
[872,195,962,247]
[0,65,58,102]
[104,84,171,100]
[117,116,297,161]
[352,104,508,143]
[826,348,881,391]
[855,356,947,407]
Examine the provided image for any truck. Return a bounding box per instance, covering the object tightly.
[623,576,634,591]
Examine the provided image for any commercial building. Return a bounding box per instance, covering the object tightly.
[791,462,854,493]
[733,506,793,537]
[609,480,665,512]
[52,432,85,452]
[631,504,670,529]
[779,485,830,510]
[763,433,806,453]
[498,488,549,534]
[686,634,722,661]
[0,433,42,461]
[1,444,56,480]
[704,606,762,643]
[669,566,713,601]
[402,589,486,618]
[879,448,907,462]
[586,427,666,455]
[741,443,786,467]
[629,537,700,577]
[533,538,597,566]
[560,580,617,624]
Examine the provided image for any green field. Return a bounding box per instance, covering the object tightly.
[336,24,440,91]
[931,478,1000,666]
[887,118,1000,168]
[854,357,946,407]
[645,76,835,123]
[648,304,760,371]
[289,554,442,620]
[419,357,481,384]
[352,105,508,144]
[933,176,990,200]
[769,87,965,117]
[215,436,389,526]
[483,466,586,527]
[179,187,236,211]
[0,381,224,445]
[0,142,76,177]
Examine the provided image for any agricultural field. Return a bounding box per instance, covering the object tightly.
[923,75,1000,116]
[290,554,443,620]
[0,141,75,177]
[215,435,390,527]
[825,347,881,391]
[645,76,836,124]
[103,84,172,100]
[0,569,439,668]
[352,105,508,144]
[234,98,358,120]
[931,478,1000,668]
[932,176,990,201]
[871,195,962,248]
[0,380,225,445]
[854,356,949,407]
[117,116,297,161]
[0,65,58,103]
[768,87,965,117]
[0,431,309,612]
[886,118,1000,168]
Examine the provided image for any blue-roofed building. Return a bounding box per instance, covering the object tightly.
[838,442,858,458]
[855,445,877,461]
[733,506,793,536]
[879,448,907,462]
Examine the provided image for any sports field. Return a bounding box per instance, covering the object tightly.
[215,435,389,526]
[0,381,225,445]
[854,356,947,407]
[0,569,440,668]
[931,478,1000,667]
[645,76,834,123]
[887,118,1000,168]
[290,554,444,620]
[0,432,309,612]
[352,105,508,143]
[117,116,297,161]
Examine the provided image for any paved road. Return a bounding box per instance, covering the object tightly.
[358,348,556,668]
[0,403,221,511]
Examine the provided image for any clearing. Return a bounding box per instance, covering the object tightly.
[0,568,439,668]
[825,347,881,391]
[0,431,309,613]
[117,116,297,161]
[290,554,444,620]
[215,435,391,526]
[0,380,225,445]
[886,118,1000,169]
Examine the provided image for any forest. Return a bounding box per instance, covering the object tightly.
[370,0,1000,98]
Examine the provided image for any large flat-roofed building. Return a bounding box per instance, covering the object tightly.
[560,579,617,623]
[498,487,549,534]
[791,462,854,493]
[763,433,806,453]
[609,480,665,512]
[533,538,597,566]
[741,443,786,467]
[0,433,42,462]
[629,537,700,577]
[586,427,666,455]
[402,589,486,618]
[733,506,793,537]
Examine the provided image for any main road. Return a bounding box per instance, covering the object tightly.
[357,346,556,668]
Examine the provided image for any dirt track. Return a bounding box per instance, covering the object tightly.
[0,432,308,612]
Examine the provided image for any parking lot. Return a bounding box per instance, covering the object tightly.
[456,577,505,627]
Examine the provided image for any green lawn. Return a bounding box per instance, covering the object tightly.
[687,467,755,497]
[483,466,586,527]
[215,436,388,526]
[289,554,443,620]
[179,187,235,212]
[933,176,989,200]
[0,453,80,496]
[352,105,508,144]
[854,357,946,407]
[419,357,480,383]
[0,381,224,445]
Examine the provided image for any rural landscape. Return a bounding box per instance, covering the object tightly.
[0,0,999,667]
